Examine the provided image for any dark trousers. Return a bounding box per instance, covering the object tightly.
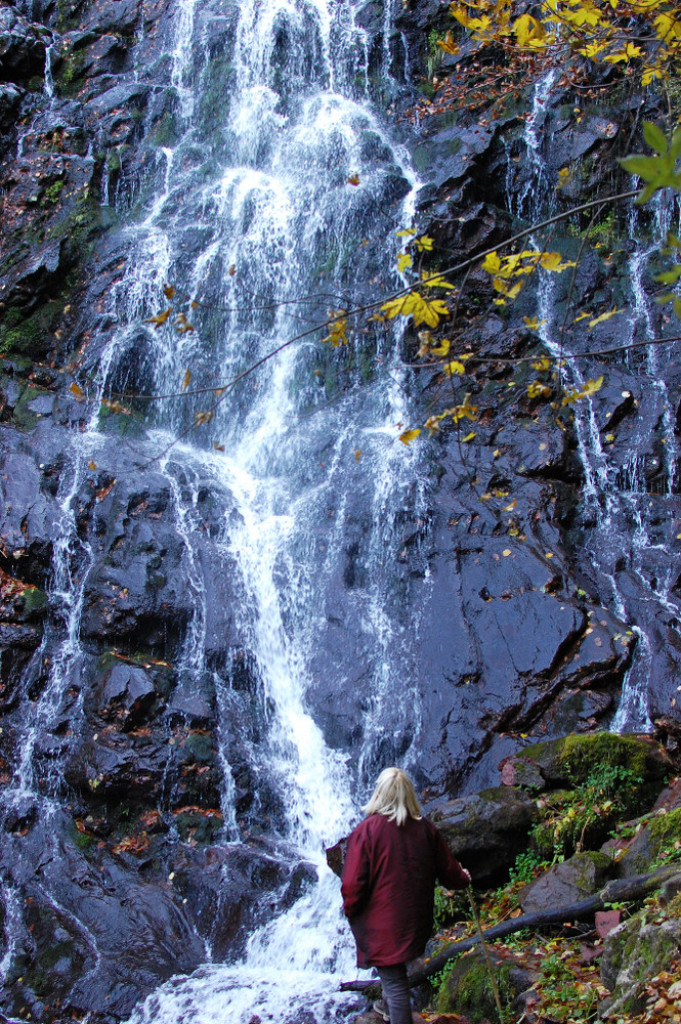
[377,964,412,1024]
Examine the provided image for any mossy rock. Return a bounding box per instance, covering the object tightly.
[513,732,670,790]
[617,807,681,877]
[435,949,533,1024]
[600,909,681,1016]
[519,850,613,914]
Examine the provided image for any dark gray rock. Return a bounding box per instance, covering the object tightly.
[0,7,50,82]
[600,908,681,1017]
[518,851,612,914]
[428,786,539,883]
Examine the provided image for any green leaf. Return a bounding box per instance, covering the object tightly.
[671,126,681,161]
[619,155,660,180]
[654,265,681,285]
[643,120,668,156]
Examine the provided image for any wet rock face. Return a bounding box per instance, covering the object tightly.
[0,0,679,1018]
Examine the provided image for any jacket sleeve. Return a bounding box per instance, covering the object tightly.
[341,825,371,919]
[433,826,469,890]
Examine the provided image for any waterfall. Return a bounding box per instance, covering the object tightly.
[507,74,681,734]
[71,0,425,1018]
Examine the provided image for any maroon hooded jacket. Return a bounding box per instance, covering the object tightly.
[341,813,468,967]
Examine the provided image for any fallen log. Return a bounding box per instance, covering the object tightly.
[339,865,681,993]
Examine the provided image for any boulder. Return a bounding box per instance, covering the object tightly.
[615,807,681,878]
[600,904,681,1017]
[497,733,670,794]
[429,787,539,884]
[518,851,612,915]
[435,947,536,1024]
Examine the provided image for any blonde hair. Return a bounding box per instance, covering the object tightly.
[363,767,422,826]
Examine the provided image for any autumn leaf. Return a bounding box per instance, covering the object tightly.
[527,381,553,399]
[228,264,236,276]
[175,312,195,333]
[380,291,449,328]
[70,382,85,401]
[399,427,421,445]
[163,284,175,299]
[415,235,434,252]
[562,376,604,405]
[182,370,191,391]
[524,317,547,331]
[194,411,214,426]
[437,30,460,53]
[421,271,455,290]
[540,252,576,272]
[482,251,502,275]
[588,307,622,327]
[461,431,476,442]
[347,173,360,186]
[429,338,451,357]
[444,360,471,376]
[397,252,413,273]
[446,393,478,423]
[513,13,549,48]
[145,307,172,329]
[322,309,349,346]
[101,399,131,415]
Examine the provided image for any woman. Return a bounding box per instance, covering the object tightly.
[341,767,470,1024]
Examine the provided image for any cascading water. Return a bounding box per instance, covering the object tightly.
[62,0,426,1018]
[507,75,681,734]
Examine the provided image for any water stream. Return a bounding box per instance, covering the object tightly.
[509,75,681,734]
[87,0,424,1018]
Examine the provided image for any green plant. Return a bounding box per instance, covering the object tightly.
[509,849,547,884]
[532,762,646,860]
[433,884,470,928]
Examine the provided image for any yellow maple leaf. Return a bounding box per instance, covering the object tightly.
[482,251,501,274]
[513,13,548,47]
[322,309,348,346]
[421,272,455,290]
[448,394,478,423]
[399,427,421,445]
[397,252,413,273]
[430,338,452,357]
[415,235,434,252]
[381,292,448,328]
[540,252,576,272]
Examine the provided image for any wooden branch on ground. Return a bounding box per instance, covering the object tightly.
[339,865,681,993]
